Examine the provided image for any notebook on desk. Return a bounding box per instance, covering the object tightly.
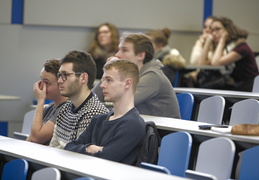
[211,126,232,134]
[13,132,29,141]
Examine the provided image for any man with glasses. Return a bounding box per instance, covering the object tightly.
[49,50,109,149]
[65,60,146,165]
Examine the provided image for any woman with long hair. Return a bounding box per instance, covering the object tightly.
[204,16,258,91]
[88,23,120,79]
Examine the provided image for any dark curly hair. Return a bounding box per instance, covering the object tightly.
[212,16,248,43]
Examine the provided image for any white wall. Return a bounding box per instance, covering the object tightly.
[0,24,96,136]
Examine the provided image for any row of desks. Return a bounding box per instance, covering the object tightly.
[1,115,258,179]
[0,94,20,100]
[141,115,259,145]
[174,87,259,100]
[174,87,259,122]
[140,114,259,178]
[0,135,186,180]
[1,89,258,179]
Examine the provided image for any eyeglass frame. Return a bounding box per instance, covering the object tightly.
[57,72,83,81]
[211,27,223,33]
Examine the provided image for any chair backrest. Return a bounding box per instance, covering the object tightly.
[239,145,259,180]
[140,162,171,174]
[195,137,235,180]
[21,109,36,134]
[176,93,194,120]
[255,55,259,71]
[31,167,61,180]
[158,131,192,177]
[252,75,259,92]
[185,170,218,180]
[197,96,225,124]
[1,159,29,180]
[13,109,36,140]
[73,178,95,180]
[229,99,259,126]
[135,121,161,166]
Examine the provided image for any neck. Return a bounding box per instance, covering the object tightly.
[102,44,112,51]
[70,88,91,108]
[136,61,144,71]
[53,96,67,107]
[109,95,134,120]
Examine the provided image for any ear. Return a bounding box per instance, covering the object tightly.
[125,78,133,89]
[137,52,146,61]
[80,72,89,84]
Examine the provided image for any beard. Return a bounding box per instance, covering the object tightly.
[61,80,81,98]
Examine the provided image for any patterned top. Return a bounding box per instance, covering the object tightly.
[42,101,67,124]
[49,92,109,149]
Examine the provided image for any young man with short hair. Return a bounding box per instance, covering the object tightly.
[65,60,146,165]
[92,33,180,118]
[27,59,67,145]
[49,50,109,149]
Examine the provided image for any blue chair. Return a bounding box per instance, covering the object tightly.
[176,93,194,120]
[1,159,29,180]
[238,146,259,180]
[140,162,171,174]
[73,177,95,180]
[141,131,192,177]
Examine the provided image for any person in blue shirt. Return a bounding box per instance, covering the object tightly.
[65,60,146,165]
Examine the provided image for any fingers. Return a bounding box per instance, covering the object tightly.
[107,56,120,62]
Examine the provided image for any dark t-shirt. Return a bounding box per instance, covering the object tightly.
[231,42,259,82]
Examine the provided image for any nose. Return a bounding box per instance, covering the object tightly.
[100,81,105,89]
[57,76,63,83]
[115,51,121,58]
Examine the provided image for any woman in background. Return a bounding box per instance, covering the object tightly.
[201,16,258,91]
[146,28,174,60]
[146,28,186,85]
[190,16,217,65]
[88,23,120,79]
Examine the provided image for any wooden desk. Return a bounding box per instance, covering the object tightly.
[0,94,21,100]
[0,136,187,180]
[141,115,259,145]
[174,87,259,99]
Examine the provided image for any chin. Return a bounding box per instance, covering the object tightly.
[104,97,111,102]
[61,93,68,97]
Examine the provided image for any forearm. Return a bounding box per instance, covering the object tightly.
[198,38,213,65]
[27,102,45,141]
[65,141,90,154]
[64,129,92,153]
[211,39,226,65]
[190,40,203,65]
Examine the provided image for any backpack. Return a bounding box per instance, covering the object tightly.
[135,121,161,166]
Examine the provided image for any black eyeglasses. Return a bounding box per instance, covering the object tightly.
[57,72,82,81]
